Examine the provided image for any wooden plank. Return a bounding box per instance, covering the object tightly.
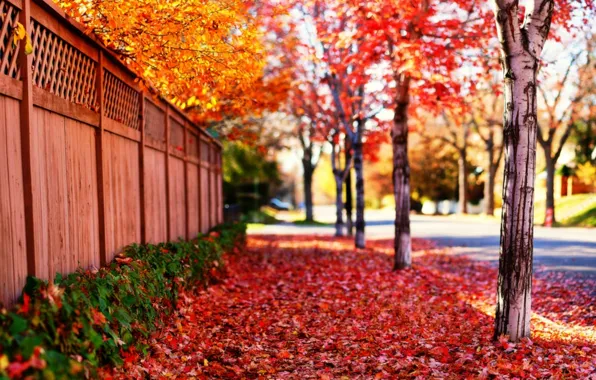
[65,119,99,271]
[200,166,209,233]
[169,157,186,240]
[0,75,23,100]
[104,117,141,142]
[0,96,15,304]
[186,163,200,238]
[35,110,69,280]
[144,147,167,243]
[104,132,141,258]
[2,96,27,303]
[33,86,100,127]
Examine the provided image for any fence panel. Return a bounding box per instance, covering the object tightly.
[103,132,141,260]
[0,95,27,304]
[30,107,100,280]
[0,0,223,306]
[169,156,186,240]
[186,162,200,237]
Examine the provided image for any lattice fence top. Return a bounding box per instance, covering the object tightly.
[170,118,184,152]
[0,0,20,79]
[187,132,198,158]
[103,70,139,129]
[31,19,97,109]
[200,139,210,162]
[145,101,165,141]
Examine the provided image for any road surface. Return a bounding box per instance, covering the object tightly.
[249,208,596,277]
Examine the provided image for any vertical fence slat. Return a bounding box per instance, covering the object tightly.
[19,0,36,277]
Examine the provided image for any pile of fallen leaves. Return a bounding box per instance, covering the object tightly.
[111,235,595,379]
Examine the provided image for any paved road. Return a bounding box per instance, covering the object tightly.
[249,209,596,277]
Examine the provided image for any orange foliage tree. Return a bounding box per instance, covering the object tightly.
[57,0,289,121]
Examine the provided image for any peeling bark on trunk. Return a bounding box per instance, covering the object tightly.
[493,0,554,342]
[458,148,468,214]
[392,75,411,270]
[354,139,365,248]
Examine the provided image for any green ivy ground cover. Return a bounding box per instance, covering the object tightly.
[0,223,246,379]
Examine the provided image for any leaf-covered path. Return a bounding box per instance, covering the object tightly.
[113,235,595,379]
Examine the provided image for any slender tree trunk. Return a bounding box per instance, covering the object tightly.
[303,163,314,222]
[393,76,411,270]
[334,171,345,237]
[544,155,556,225]
[345,141,354,236]
[493,0,554,342]
[458,148,468,214]
[354,139,365,248]
[485,156,496,216]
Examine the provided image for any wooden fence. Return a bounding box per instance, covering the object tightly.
[0,0,223,305]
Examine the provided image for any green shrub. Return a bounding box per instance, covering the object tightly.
[0,223,246,379]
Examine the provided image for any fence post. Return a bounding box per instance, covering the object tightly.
[95,51,108,266]
[197,134,203,233]
[165,105,171,240]
[139,94,146,244]
[207,139,213,228]
[19,0,37,277]
[183,123,190,240]
[219,147,223,224]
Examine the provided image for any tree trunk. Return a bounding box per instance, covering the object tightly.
[485,157,496,216]
[334,171,345,237]
[303,162,314,222]
[345,141,354,236]
[493,0,553,342]
[458,148,468,214]
[544,155,556,225]
[354,140,365,248]
[392,76,411,270]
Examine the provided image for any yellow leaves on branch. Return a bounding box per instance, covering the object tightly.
[57,0,271,120]
[13,22,33,55]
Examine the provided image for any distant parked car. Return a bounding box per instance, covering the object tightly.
[269,198,292,211]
